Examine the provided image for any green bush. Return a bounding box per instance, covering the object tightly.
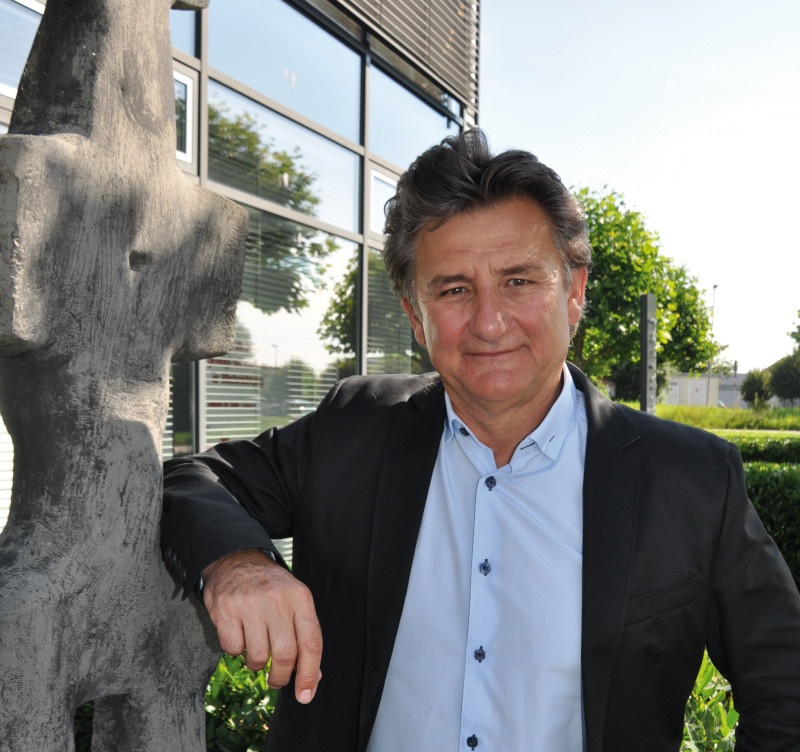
[727,437,800,463]
[206,654,275,752]
[744,462,800,586]
[682,652,738,751]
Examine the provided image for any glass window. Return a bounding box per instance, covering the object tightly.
[173,70,193,163]
[370,171,396,235]
[369,66,459,170]
[209,0,360,141]
[167,362,194,458]
[0,414,12,532]
[169,7,197,57]
[208,81,359,233]
[366,248,432,375]
[0,0,43,100]
[204,207,358,444]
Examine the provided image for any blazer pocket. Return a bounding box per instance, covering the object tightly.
[625,576,697,626]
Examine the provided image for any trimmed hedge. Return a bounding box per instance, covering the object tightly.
[731,437,800,463]
[744,462,800,587]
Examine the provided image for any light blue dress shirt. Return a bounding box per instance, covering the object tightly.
[367,366,588,751]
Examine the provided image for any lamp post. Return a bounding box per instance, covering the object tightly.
[707,284,718,405]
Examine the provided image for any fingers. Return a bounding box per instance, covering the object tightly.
[201,549,323,703]
[293,610,324,704]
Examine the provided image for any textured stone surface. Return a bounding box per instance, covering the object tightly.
[0,0,247,748]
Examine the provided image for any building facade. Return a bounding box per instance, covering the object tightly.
[0,0,481,525]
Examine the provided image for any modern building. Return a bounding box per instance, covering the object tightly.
[0,0,481,526]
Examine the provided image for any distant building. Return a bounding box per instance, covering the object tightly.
[0,0,481,527]
[666,373,722,407]
[666,372,745,408]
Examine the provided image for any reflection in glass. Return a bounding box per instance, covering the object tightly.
[370,172,396,235]
[204,209,358,444]
[317,248,431,376]
[208,81,359,233]
[0,0,41,99]
[168,362,193,458]
[169,8,196,57]
[173,73,191,161]
[209,0,360,141]
[365,248,432,374]
[369,66,459,170]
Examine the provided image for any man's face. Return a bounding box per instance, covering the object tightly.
[402,197,587,423]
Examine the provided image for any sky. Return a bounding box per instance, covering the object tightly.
[478,0,800,373]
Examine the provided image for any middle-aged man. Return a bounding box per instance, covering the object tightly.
[161,129,800,752]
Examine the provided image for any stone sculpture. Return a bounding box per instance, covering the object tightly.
[0,0,247,748]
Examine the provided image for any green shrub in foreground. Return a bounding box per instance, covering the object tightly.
[206,654,275,752]
[682,652,738,751]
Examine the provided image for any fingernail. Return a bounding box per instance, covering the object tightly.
[299,689,313,704]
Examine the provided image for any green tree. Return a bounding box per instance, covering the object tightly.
[208,102,336,316]
[789,310,800,350]
[740,368,772,406]
[770,353,800,404]
[570,189,717,386]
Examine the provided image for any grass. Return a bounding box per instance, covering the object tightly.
[653,405,800,432]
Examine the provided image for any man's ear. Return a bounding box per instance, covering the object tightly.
[568,266,589,329]
[401,298,427,347]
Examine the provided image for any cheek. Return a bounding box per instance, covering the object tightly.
[420,310,462,351]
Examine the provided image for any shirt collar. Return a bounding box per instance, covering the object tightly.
[443,364,579,463]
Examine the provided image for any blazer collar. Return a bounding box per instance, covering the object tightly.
[359,376,445,749]
[569,364,642,752]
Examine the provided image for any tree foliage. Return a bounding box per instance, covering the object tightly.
[570,189,717,389]
[789,310,800,350]
[740,368,772,406]
[208,102,336,315]
[770,353,800,403]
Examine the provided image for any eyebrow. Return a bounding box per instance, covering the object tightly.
[498,262,538,277]
[427,273,471,290]
[427,262,541,289]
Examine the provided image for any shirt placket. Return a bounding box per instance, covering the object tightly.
[460,470,501,751]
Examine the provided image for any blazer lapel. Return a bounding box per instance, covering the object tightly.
[570,366,641,752]
[358,378,445,750]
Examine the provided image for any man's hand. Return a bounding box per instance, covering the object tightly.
[201,549,323,704]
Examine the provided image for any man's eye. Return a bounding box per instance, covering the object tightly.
[508,278,530,287]
[441,286,466,296]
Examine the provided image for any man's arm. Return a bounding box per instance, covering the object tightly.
[707,445,800,750]
[161,414,323,704]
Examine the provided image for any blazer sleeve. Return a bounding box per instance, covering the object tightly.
[705,444,800,750]
[160,403,322,596]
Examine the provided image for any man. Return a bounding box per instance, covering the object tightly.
[161,129,800,751]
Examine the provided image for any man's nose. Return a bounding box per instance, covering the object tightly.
[470,289,508,340]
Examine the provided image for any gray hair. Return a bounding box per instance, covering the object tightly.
[382,128,592,304]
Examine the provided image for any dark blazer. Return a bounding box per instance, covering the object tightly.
[161,365,800,751]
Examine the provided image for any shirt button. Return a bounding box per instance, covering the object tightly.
[467,735,479,749]
[459,426,469,436]
[485,475,496,490]
[474,646,486,662]
[478,559,491,576]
